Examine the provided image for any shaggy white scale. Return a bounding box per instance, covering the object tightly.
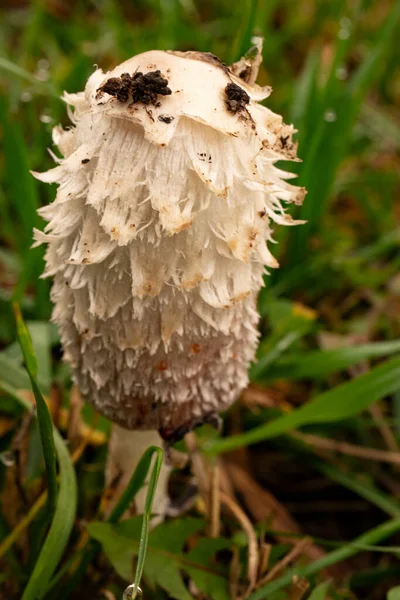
[33,44,306,439]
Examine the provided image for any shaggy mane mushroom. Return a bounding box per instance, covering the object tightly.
[33,39,306,520]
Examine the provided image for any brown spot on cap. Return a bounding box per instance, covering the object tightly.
[155,360,168,371]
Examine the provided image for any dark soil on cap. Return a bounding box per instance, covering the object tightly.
[97,70,172,106]
[225,82,250,113]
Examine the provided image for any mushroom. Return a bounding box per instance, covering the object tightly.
[32,40,306,518]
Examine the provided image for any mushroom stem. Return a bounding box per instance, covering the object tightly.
[105,425,171,523]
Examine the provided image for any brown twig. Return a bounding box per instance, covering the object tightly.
[229,546,241,600]
[220,491,259,598]
[185,432,209,496]
[289,577,310,600]
[294,431,400,465]
[258,542,272,579]
[223,461,345,576]
[209,464,221,538]
[256,537,311,588]
[369,403,400,454]
[67,385,84,450]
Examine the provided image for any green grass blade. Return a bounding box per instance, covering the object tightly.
[0,348,50,394]
[307,581,331,600]
[14,304,38,377]
[54,446,164,599]
[230,0,258,63]
[0,98,40,254]
[388,586,400,600]
[286,1,400,267]
[258,339,400,381]
[248,517,400,598]
[25,322,52,395]
[0,381,31,411]
[21,428,77,600]
[0,382,78,600]
[348,1,400,101]
[361,103,400,149]
[206,355,400,454]
[108,446,163,525]
[14,304,57,515]
[290,47,320,134]
[250,331,306,379]
[0,57,58,98]
[124,447,164,600]
[0,352,32,390]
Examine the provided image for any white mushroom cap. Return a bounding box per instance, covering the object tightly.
[33,46,306,433]
[82,50,271,146]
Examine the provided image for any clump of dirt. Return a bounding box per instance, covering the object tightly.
[225,82,250,113]
[158,114,174,124]
[97,70,172,106]
[97,73,133,102]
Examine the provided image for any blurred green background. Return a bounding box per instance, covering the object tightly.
[1,1,400,599]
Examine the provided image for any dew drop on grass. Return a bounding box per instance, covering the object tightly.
[324,110,337,122]
[338,17,351,40]
[36,68,49,82]
[123,584,143,600]
[0,451,15,467]
[40,113,53,123]
[35,59,50,82]
[340,16,352,28]
[21,91,32,102]
[336,66,348,80]
[37,58,50,70]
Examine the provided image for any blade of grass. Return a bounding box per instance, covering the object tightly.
[108,446,164,525]
[21,427,77,600]
[0,381,77,599]
[14,303,57,516]
[230,0,258,63]
[0,58,58,98]
[290,47,320,132]
[250,330,306,380]
[388,586,400,600]
[0,353,32,390]
[0,98,40,253]
[307,581,331,600]
[261,527,400,554]
[55,446,164,599]
[248,516,400,598]
[0,350,50,395]
[26,322,52,394]
[348,1,400,102]
[125,447,164,600]
[258,339,400,381]
[286,1,400,267]
[361,103,400,149]
[206,355,400,454]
